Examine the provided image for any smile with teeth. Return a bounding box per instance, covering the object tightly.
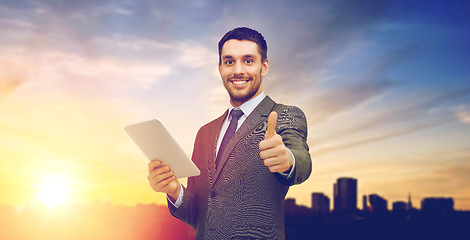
[230,79,250,85]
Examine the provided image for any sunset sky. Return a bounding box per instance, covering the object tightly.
[1,0,470,210]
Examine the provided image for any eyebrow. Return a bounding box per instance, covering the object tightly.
[222,54,256,59]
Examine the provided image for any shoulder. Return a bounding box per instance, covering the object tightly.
[274,104,307,127]
[274,104,306,120]
[270,103,308,142]
[263,96,306,122]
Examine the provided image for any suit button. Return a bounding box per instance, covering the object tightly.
[211,191,217,198]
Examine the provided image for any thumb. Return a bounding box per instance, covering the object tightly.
[265,111,278,139]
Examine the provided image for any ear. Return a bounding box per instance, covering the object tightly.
[261,59,269,77]
[218,62,222,75]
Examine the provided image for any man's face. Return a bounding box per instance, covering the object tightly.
[219,39,269,107]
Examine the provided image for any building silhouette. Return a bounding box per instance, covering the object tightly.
[392,201,407,213]
[368,194,388,213]
[333,177,357,213]
[312,192,330,213]
[407,193,413,210]
[284,198,297,215]
[421,197,454,214]
[362,195,368,211]
[284,198,309,216]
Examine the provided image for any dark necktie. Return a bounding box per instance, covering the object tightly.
[215,109,244,169]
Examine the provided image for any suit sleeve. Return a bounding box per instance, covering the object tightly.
[274,105,312,186]
[167,130,202,229]
[168,179,198,229]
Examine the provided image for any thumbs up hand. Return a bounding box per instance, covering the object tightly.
[259,111,294,173]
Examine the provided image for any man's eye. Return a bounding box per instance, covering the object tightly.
[225,60,234,65]
[245,59,253,64]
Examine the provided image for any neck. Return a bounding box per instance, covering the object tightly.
[230,91,261,108]
[230,90,263,108]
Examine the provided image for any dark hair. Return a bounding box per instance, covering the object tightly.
[218,27,268,63]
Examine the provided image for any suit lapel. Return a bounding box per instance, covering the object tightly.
[214,96,276,182]
[208,110,228,185]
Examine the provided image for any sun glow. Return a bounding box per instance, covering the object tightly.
[35,174,72,208]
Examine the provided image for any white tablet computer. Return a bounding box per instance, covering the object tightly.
[124,119,200,178]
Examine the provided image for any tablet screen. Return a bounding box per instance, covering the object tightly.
[125,119,200,178]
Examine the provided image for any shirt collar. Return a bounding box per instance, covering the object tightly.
[228,92,266,117]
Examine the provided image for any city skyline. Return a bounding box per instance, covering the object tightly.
[1,0,470,210]
[294,176,459,212]
[285,181,468,240]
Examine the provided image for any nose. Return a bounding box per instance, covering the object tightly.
[233,62,245,76]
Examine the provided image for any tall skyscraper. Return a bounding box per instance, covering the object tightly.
[334,177,357,213]
[312,192,330,213]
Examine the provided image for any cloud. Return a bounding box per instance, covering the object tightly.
[0,18,35,30]
[321,87,470,140]
[307,86,470,156]
[91,35,173,53]
[0,48,171,97]
[114,7,133,15]
[310,118,451,156]
[260,1,394,90]
[454,104,470,124]
[305,79,394,123]
[176,41,216,69]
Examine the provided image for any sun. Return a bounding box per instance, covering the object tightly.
[35,174,72,208]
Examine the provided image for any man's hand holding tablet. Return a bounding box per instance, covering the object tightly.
[147,160,180,201]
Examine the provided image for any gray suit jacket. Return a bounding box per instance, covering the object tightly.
[168,96,312,239]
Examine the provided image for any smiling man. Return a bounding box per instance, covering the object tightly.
[147,27,312,239]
